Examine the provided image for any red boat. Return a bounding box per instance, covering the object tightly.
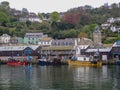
[7,61,23,66]
[7,59,28,66]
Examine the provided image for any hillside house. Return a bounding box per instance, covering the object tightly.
[38,37,53,46]
[0,34,11,45]
[24,33,48,45]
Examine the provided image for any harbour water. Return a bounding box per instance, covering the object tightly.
[0,65,120,90]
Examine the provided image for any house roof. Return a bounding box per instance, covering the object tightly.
[52,38,75,43]
[1,34,10,37]
[86,48,112,53]
[41,46,73,50]
[0,45,40,51]
[73,45,89,50]
[78,38,94,45]
[25,33,43,37]
[40,37,52,41]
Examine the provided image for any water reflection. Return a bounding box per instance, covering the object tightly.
[23,66,32,80]
[115,66,120,90]
[0,65,120,90]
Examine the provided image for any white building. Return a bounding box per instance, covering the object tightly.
[38,37,53,46]
[19,17,42,23]
[0,34,11,44]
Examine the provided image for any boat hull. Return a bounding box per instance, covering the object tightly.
[7,61,29,66]
[38,61,52,66]
[7,62,23,66]
[68,60,102,67]
[116,60,120,65]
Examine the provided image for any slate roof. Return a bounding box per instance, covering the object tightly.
[0,45,40,51]
[86,48,112,53]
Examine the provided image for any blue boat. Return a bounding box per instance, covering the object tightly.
[116,60,120,65]
[38,58,52,66]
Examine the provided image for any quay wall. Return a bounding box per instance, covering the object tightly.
[0,56,38,63]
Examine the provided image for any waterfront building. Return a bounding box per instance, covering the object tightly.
[0,45,40,61]
[85,48,112,61]
[111,40,120,60]
[40,46,74,61]
[38,38,78,61]
[24,33,48,45]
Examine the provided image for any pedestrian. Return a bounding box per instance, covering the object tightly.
[27,55,32,65]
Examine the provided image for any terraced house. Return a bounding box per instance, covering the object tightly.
[24,33,48,45]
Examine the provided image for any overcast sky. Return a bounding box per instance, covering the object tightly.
[0,0,120,13]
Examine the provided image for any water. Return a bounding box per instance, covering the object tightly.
[0,65,120,90]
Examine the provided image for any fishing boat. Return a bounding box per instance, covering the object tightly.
[68,47,102,67]
[68,56,102,67]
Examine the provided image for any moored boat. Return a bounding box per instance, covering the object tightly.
[116,60,120,65]
[68,47,102,67]
[68,59,102,67]
[38,58,52,66]
[7,58,28,66]
[7,60,23,66]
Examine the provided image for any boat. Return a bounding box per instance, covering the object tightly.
[7,58,28,66]
[38,58,52,66]
[68,48,102,67]
[68,58,102,67]
[38,57,65,66]
[7,60,23,66]
[116,60,120,65]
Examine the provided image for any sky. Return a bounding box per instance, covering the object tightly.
[0,0,120,13]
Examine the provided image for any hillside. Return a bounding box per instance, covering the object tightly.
[0,1,120,44]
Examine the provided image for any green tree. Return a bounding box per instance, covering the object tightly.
[0,12,9,25]
[1,1,10,9]
[78,32,88,38]
[64,29,78,38]
[38,13,43,20]
[50,11,60,22]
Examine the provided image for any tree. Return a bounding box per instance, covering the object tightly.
[0,12,9,25]
[63,12,79,25]
[78,32,88,38]
[26,20,31,27]
[0,1,10,9]
[64,29,78,38]
[38,13,43,20]
[50,11,60,22]
[78,13,91,26]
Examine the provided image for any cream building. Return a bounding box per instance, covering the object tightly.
[0,34,11,44]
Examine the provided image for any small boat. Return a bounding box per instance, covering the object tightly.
[7,60,23,66]
[7,58,28,66]
[38,58,52,66]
